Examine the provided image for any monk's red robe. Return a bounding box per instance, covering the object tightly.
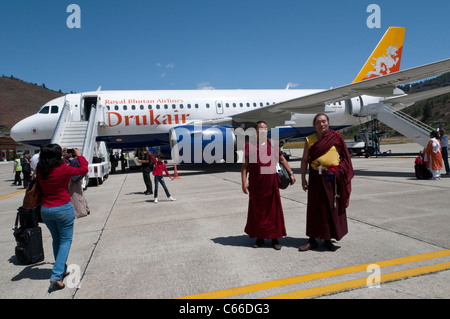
[306,130,354,241]
[244,139,286,239]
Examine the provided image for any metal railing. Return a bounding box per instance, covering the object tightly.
[82,103,101,164]
[383,104,434,134]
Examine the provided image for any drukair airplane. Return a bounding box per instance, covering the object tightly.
[11,27,450,164]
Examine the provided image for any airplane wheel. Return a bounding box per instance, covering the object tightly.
[365,147,375,157]
[89,178,99,187]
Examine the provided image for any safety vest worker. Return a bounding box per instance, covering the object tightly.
[14,158,22,171]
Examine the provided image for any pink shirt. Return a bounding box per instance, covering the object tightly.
[149,154,171,178]
[38,156,88,207]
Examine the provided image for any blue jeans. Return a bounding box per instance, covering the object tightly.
[154,175,171,198]
[41,202,75,281]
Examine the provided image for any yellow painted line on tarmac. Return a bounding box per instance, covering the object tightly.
[0,189,26,201]
[264,261,450,299]
[178,249,450,299]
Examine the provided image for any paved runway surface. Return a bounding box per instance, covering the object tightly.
[0,143,449,300]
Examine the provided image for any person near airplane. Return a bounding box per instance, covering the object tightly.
[12,154,22,186]
[439,129,449,175]
[424,130,443,180]
[146,147,176,203]
[299,113,354,252]
[21,151,32,188]
[241,121,295,250]
[138,148,153,195]
[37,144,88,290]
[109,152,118,173]
[30,152,40,172]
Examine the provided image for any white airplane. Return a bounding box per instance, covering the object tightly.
[10,27,450,163]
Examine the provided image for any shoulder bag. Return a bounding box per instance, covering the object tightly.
[22,173,41,210]
[270,141,291,189]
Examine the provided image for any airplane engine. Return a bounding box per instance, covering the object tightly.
[169,125,237,164]
[345,96,383,117]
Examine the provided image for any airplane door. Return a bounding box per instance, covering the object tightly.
[97,96,107,126]
[215,101,224,115]
[82,96,98,121]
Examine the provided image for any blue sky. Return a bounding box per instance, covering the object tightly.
[1,0,449,93]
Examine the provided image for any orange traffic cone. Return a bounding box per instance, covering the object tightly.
[172,164,180,179]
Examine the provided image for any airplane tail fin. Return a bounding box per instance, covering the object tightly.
[352,27,405,83]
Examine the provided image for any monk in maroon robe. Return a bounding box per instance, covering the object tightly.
[300,114,354,251]
[241,121,295,250]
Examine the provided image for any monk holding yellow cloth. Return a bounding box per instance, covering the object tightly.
[300,113,354,251]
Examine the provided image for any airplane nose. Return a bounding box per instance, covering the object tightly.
[10,121,24,142]
[10,118,34,143]
[10,114,56,147]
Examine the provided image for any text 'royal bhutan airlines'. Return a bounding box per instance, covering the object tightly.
[104,98,184,105]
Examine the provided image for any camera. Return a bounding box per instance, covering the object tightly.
[67,148,76,155]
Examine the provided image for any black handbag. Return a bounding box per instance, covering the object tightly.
[270,142,291,189]
[276,162,292,189]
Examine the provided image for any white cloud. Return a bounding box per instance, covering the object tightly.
[285,82,299,89]
[156,62,175,69]
[156,62,174,78]
[196,81,215,90]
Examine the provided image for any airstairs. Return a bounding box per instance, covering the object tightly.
[51,98,100,162]
[58,121,88,150]
[50,96,110,186]
[376,104,434,148]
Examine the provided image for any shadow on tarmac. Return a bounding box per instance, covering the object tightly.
[9,258,53,282]
[175,163,242,176]
[353,169,417,179]
[211,235,341,252]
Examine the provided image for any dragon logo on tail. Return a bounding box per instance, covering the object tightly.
[364,45,401,80]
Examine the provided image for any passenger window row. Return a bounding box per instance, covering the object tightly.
[106,102,276,111]
[107,104,200,111]
[223,102,275,108]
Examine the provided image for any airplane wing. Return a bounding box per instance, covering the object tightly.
[232,58,450,127]
[382,85,450,107]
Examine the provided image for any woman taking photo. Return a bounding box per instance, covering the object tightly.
[37,144,88,290]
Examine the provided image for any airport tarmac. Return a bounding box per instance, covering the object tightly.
[0,143,449,301]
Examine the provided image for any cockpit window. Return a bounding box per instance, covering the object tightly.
[37,105,59,114]
[38,106,50,114]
